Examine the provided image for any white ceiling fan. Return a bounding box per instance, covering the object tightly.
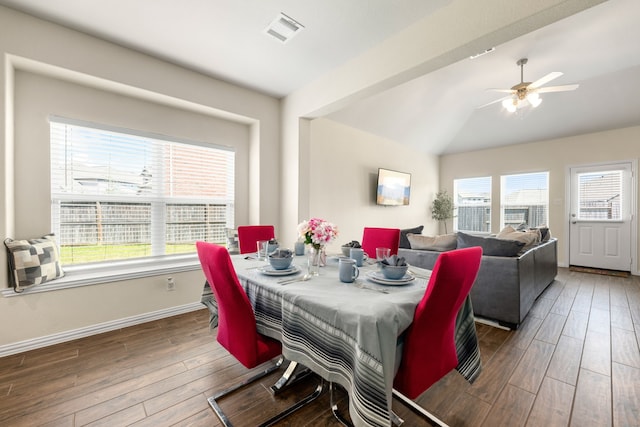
[479,58,579,112]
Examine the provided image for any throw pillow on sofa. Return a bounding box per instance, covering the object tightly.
[531,225,551,242]
[407,233,457,251]
[497,225,541,250]
[399,225,424,249]
[457,232,524,257]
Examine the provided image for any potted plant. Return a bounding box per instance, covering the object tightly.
[431,190,454,234]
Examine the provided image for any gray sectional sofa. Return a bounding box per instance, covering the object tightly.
[399,237,557,329]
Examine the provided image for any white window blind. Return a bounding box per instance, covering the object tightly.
[50,117,235,265]
[453,177,491,232]
[500,172,549,229]
[577,170,623,220]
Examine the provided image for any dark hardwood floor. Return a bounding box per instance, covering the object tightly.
[1,267,639,426]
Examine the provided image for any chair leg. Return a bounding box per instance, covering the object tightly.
[208,357,285,427]
[270,360,299,393]
[330,382,405,427]
[330,382,354,427]
[207,357,325,427]
[260,378,325,427]
[269,360,314,395]
[390,410,405,426]
[392,389,450,427]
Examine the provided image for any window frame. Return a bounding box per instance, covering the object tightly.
[50,116,235,266]
[2,117,236,297]
[453,176,492,233]
[500,171,549,230]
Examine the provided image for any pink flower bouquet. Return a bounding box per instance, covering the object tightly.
[297,218,338,249]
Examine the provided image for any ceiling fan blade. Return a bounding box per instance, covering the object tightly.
[536,84,580,93]
[477,95,511,109]
[486,88,515,93]
[529,71,563,89]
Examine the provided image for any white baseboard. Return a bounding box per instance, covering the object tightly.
[0,302,206,358]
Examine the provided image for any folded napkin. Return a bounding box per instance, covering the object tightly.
[381,255,406,266]
[343,240,361,248]
[269,248,292,258]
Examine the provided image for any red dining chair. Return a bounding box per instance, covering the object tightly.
[196,242,323,426]
[237,225,275,254]
[392,246,483,426]
[361,227,401,258]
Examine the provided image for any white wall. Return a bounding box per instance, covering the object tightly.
[307,119,439,253]
[0,1,615,352]
[439,125,640,271]
[279,0,600,246]
[13,70,251,237]
[0,6,280,350]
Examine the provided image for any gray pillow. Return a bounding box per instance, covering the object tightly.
[407,233,457,251]
[456,232,524,257]
[531,226,551,242]
[4,234,65,292]
[399,225,424,249]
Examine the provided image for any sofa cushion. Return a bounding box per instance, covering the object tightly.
[457,232,524,257]
[407,233,457,251]
[399,225,424,249]
[497,226,541,251]
[532,225,551,242]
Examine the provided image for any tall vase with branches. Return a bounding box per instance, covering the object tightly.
[431,190,454,234]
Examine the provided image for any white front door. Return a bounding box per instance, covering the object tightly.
[569,162,633,271]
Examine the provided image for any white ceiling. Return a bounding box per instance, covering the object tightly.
[1,0,639,155]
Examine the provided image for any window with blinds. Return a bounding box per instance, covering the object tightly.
[453,177,491,232]
[500,172,549,229]
[50,117,235,265]
[576,170,623,220]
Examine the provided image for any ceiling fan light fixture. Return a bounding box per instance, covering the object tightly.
[502,98,517,113]
[480,58,578,113]
[528,93,542,108]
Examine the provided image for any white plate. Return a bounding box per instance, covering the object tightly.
[259,265,300,276]
[366,271,415,285]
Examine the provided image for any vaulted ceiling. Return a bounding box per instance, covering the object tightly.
[1,0,639,155]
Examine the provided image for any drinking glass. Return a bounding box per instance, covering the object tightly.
[257,240,269,261]
[376,247,391,263]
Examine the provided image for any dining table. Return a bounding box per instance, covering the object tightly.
[201,252,482,427]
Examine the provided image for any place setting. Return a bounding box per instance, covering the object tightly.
[366,254,415,286]
[256,248,302,276]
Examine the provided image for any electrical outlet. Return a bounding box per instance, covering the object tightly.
[166,277,175,291]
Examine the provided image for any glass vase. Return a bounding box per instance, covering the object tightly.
[308,246,325,276]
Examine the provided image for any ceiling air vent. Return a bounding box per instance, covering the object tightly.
[264,12,304,44]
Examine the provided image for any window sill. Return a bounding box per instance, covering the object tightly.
[1,254,201,297]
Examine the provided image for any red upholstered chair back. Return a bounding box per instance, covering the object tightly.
[361,227,401,258]
[196,242,281,368]
[237,225,275,254]
[394,246,482,399]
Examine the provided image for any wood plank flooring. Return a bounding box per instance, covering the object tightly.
[1,267,639,426]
